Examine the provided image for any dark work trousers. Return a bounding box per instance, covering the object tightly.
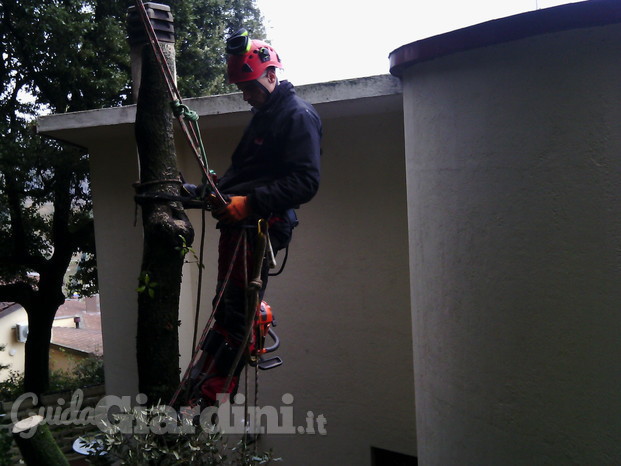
[199,218,291,403]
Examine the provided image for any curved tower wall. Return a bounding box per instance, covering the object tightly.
[393,7,621,464]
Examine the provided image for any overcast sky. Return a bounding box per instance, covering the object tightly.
[255,0,586,85]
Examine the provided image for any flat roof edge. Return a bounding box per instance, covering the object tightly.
[37,74,401,135]
[389,0,621,77]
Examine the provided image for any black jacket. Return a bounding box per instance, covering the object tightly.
[218,81,322,219]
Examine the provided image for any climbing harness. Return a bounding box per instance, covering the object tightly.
[170,219,283,410]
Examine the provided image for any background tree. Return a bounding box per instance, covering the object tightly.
[0,0,264,395]
[174,0,264,96]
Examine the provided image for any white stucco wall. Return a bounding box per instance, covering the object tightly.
[0,305,28,380]
[177,80,415,465]
[37,75,416,464]
[400,20,621,465]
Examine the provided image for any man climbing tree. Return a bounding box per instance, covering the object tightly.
[181,30,322,407]
[131,1,265,402]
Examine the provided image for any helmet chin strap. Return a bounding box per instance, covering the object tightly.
[255,78,278,98]
[255,81,270,96]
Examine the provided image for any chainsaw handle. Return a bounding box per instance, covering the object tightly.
[263,327,280,354]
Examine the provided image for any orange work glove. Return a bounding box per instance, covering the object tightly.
[213,196,251,224]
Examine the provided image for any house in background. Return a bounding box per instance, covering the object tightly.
[49,296,103,373]
[35,1,621,464]
[0,303,29,380]
[0,297,103,380]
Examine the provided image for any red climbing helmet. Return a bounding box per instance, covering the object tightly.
[226,29,282,84]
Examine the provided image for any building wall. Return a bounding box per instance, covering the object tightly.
[88,126,144,397]
[0,306,28,381]
[0,308,85,380]
[178,97,415,464]
[52,317,77,328]
[49,346,89,373]
[47,76,415,464]
[400,21,621,464]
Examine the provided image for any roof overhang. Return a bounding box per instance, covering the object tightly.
[36,75,402,148]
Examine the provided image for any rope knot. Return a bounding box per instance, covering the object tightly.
[171,100,199,121]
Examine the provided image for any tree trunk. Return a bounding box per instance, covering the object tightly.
[134,41,194,404]
[12,415,69,466]
[23,251,72,395]
[23,308,55,395]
